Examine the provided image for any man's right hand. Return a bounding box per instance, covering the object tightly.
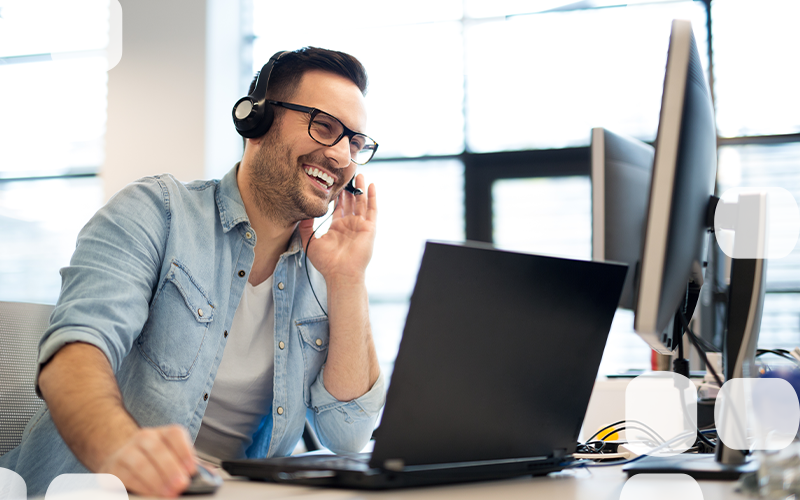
[39,343,199,498]
[98,425,197,498]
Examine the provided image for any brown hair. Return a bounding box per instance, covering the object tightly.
[242,47,368,148]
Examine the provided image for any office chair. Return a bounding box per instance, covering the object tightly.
[0,301,54,456]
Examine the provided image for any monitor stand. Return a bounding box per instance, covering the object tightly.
[624,453,758,480]
[625,257,767,480]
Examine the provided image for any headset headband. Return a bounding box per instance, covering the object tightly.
[232,50,290,138]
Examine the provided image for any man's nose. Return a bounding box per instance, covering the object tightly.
[325,136,353,167]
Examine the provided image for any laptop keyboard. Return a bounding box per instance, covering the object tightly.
[283,453,372,471]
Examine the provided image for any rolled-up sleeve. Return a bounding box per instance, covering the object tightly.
[308,366,386,454]
[35,177,169,396]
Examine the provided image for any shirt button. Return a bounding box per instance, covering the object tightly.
[315,339,322,346]
[279,341,285,350]
[278,282,285,290]
[204,393,209,401]
[238,270,246,277]
[224,330,228,338]
[197,308,203,317]
[277,406,284,415]
[245,231,253,239]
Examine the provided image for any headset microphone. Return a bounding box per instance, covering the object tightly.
[344,176,363,196]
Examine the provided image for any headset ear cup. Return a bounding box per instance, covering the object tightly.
[233,97,257,137]
[251,102,275,138]
[234,100,275,139]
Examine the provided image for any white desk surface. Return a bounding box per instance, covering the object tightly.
[131,466,749,499]
[129,378,748,499]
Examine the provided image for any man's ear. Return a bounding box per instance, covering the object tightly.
[248,135,266,147]
[243,135,265,157]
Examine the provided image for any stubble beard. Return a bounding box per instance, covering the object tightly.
[247,127,341,227]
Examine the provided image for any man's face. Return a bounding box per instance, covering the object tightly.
[246,69,367,225]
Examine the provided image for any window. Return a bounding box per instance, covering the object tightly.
[492,176,591,259]
[251,0,465,159]
[0,0,110,178]
[0,0,109,302]
[0,177,104,303]
[711,0,800,138]
[465,1,708,151]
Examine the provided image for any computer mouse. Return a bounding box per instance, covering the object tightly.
[182,463,223,495]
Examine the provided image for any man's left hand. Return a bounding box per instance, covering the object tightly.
[298,174,376,283]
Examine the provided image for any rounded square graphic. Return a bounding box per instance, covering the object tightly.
[714,187,800,260]
[107,0,122,70]
[44,474,127,500]
[716,378,800,451]
[620,474,703,500]
[0,468,26,500]
[625,372,697,456]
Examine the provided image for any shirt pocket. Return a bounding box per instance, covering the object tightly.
[296,316,329,406]
[137,260,215,380]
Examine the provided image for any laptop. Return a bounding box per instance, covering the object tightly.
[223,241,628,489]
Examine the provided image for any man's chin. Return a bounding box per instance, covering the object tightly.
[302,198,331,220]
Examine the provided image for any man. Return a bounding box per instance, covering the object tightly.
[0,47,384,498]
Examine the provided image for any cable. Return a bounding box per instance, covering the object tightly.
[679,311,724,387]
[565,430,698,468]
[577,421,671,459]
[693,333,721,354]
[696,430,717,450]
[576,440,608,454]
[304,198,343,317]
[584,420,667,445]
[756,349,799,363]
[600,426,665,448]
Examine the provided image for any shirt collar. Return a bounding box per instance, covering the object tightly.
[216,163,250,233]
[216,162,303,256]
[286,228,303,255]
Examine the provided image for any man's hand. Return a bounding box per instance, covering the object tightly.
[98,425,197,498]
[39,343,198,498]
[298,173,377,283]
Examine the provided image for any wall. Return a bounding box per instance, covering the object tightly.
[104,0,248,200]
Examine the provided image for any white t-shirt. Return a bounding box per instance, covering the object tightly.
[194,276,275,461]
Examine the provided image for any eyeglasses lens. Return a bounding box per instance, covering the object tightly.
[309,113,376,165]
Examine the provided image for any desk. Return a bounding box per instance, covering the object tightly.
[130,467,748,499]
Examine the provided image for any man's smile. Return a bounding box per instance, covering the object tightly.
[303,165,335,189]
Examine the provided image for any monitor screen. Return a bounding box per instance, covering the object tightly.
[591,127,654,310]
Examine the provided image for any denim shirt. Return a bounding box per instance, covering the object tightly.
[1,165,385,495]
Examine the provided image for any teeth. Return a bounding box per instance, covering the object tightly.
[304,166,333,188]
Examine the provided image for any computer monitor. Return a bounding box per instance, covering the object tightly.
[632,19,718,354]
[619,19,766,478]
[591,128,654,311]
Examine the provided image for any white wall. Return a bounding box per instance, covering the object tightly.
[104,0,248,200]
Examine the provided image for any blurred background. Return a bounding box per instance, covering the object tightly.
[1,0,798,379]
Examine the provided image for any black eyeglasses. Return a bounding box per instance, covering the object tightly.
[268,101,378,165]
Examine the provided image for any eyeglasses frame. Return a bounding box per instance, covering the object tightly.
[267,100,378,165]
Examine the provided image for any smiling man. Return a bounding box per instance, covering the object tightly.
[0,47,384,498]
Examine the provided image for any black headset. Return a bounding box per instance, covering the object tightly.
[232,50,362,195]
